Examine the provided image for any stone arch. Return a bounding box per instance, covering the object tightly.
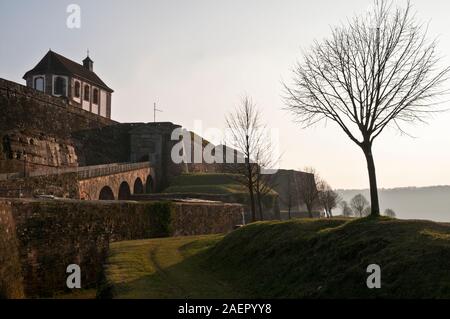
[118,181,131,200]
[133,177,144,194]
[99,186,114,200]
[145,175,154,193]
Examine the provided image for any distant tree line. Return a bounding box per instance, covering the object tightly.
[289,167,397,219]
[341,193,396,218]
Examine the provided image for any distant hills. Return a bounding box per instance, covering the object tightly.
[337,186,450,222]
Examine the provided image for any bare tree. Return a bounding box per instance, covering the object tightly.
[226,96,263,222]
[339,200,353,217]
[363,206,372,217]
[297,167,321,218]
[384,208,396,218]
[254,138,279,221]
[318,182,341,218]
[284,1,450,217]
[350,194,370,218]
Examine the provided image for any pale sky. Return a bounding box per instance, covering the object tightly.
[1,0,450,189]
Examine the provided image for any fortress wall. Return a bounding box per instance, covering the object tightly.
[72,124,134,166]
[0,79,117,174]
[134,192,280,222]
[0,172,80,199]
[171,202,244,236]
[0,198,243,298]
[0,201,24,299]
[0,130,79,174]
[0,79,115,137]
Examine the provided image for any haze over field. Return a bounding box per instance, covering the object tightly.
[338,186,450,222]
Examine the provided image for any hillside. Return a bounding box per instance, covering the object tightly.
[162,173,280,220]
[103,217,450,299]
[163,173,248,194]
[338,186,450,222]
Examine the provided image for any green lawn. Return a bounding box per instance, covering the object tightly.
[163,173,248,194]
[103,217,450,299]
[104,235,244,299]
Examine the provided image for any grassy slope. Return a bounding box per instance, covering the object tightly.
[104,235,240,299]
[207,217,450,298]
[104,217,450,299]
[163,173,247,194]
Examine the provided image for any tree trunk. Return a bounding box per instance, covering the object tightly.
[255,167,264,221]
[288,204,291,220]
[362,144,380,217]
[258,195,263,221]
[248,178,256,222]
[245,134,256,222]
[307,206,313,218]
[256,188,264,221]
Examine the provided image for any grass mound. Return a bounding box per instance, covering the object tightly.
[205,217,450,298]
[103,217,450,299]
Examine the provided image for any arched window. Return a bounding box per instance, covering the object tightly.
[133,178,144,194]
[93,88,99,104]
[118,182,131,200]
[74,81,81,98]
[84,85,90,101]
[53,76,67,96]
[34,77,44,92]
[99,186,115,200]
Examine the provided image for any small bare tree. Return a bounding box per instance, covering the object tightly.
[254,138,279,221]
[284,0,450,216]
[318,182,341,218]
[297,167,321,218]
[339,200,353,217]
[350,194,370,218]
[384,208,396,218]
[363,206,372,217]
[226,96,263,222]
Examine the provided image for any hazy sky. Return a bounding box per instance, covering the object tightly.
[1,0,450,189]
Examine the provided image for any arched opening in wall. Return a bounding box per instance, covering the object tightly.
[53,76,67,96]
[93,88,99,104]
[84,85,90,101]
[99,186,114,200]
[74,81,81,98]
[118,181,131,200]
[34,76,45,92]
[145,175,154,193]
[133,178,144,195]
